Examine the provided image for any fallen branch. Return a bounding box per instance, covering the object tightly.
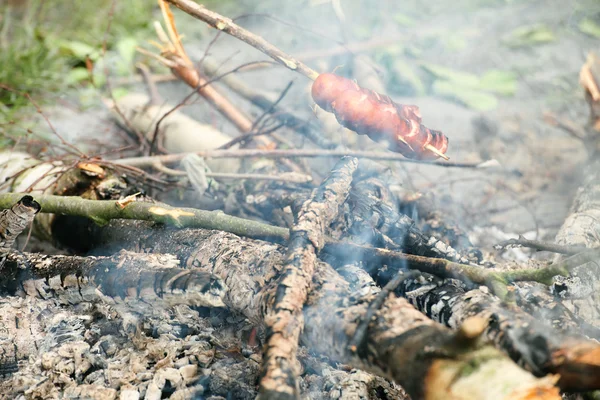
[260,157,357,398]
[0,193,289,242]
[328,244,577,299]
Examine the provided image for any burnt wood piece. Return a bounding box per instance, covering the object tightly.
[391,271,600,391]
[260,157,358,399]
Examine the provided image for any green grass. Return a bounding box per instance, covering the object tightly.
[0,0,156,120]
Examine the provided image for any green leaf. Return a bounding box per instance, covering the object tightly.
[503,24,555,48]
[433,81,498,111]
[479,70,517,95]
[66,67,91,85]
[111,88,129,100]
[422,63,517,97]
[115,37,139,75]
[579,18,600,38]
[421,63,480,87]
[58,40,100,61]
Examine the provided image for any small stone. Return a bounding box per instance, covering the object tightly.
[55,359,75,375]
[144,382,162,400]
[156,367,182,387]
[41,351,59,370]
[179,364,198,384]
[248,353,261,364]
[119,389,139,400]
[136,372,153,381]
[174,357,190,368]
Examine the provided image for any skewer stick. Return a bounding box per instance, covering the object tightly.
[166,0,320,81]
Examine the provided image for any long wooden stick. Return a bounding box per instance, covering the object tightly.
[165,0,320,81]
[114,149,492,168]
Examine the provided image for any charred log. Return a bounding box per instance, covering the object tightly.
[1,250,226,309]
[260,157,358,399]
[346,178,471,264]
[390,271,600,391]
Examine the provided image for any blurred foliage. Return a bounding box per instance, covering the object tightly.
[375,42,517,111]
[0,0,156,118]
[502,24,556,48]
[422,64,517,111]
[579,17,600,38]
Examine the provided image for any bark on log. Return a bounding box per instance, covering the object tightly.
[259,157,358,399]
[553,55,600,327]
[347,178,470,264]
[0,195,40,269]
[1,250,226,309]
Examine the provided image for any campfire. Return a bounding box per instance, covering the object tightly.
[0,1,599,399]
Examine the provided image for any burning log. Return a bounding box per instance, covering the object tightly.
[260,157,358,398]
[324,174,600,390]
[346,178,470,263]
[392,272,600,391]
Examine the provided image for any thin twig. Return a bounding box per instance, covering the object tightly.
[115,149,493,168]
[202,57,336,149]
[0,84,85,158]
[495,235,588,255]
[249,80,294,133]
[152,161,312,183]
[216,122,285,150]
